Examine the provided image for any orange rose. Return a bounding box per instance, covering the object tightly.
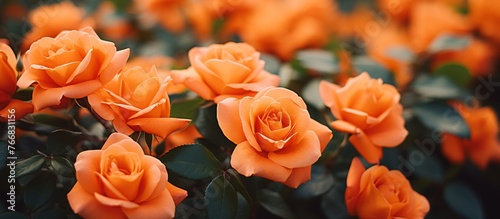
[88,66,190,138]
[469,0,500,44]
[217,87,332,188]
[319,73,408,163]
[22,2,94,51]
[67,132,187,219]
[170,42,280,103]
[0,42,33,121]
[441,103,500,169]
[346,157,430,219]
[17,27,129,111]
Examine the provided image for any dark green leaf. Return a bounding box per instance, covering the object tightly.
[412,153,444,183]
[205,175,238,219]
[16,155,45,179]
[227,169,253,204]
[46,130,82,155]
[294,166,334,199]
[32,207,66,219]
[50,157,74,177]
[12,88,33,101]
[428,34,471,53]
[352,56,395,86]
[110,0,131,11]
[235,192,251,219]
[444,181,484,219]
[0,141,7,171]
[261,53,281,74]
[195,102,235,147]
[170,97,206,121]
[159,143,221,180]
[412,74,467,99]
[32,113,74,130]
[258,189,295,219]
[302,79,325,110]
[24,171,56,210]
[145,133,153,153]
[296,50,338,74]
[413,101,470,138]
[0,212,29,219]
[321,184,352,219]
[385,46,416,62]
[433,63,472,87]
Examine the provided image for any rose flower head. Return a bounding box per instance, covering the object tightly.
[346,157,430,219]
[67,133,187,219]
[319,73,408,164]
[0,41,33,121]
[170,42,280,103]
[88,66,190,138]
[217,87,332,188]
[17,27,129,111]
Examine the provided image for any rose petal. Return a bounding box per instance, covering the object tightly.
[166,182,188,205]
[345,157,365,215]
[355,172,392,219]
[364,105,408,147]
[127,117,190,138]
[330,120,358,134]
[67,183,127,219]
[319,80,343,119]
[309,119,333,151]
[31,79,102,110]
[268,130,321,168]
[349,131,383,164]
[122,189,176,219]
[440,134,465,165]
[217,98,246,144]
[134,156,167,203]
[74,150,104,195]
[283,166,312,188]
[94,192,139,209]
[170,67,217,100]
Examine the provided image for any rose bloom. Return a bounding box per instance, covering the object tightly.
[217,87,332,188]
[346,157,430,219]
[17,27,129,111]
[319,73,408,164]
[170,42,280,103]
[67,133,187,219]
[88,66,190,138]
[469,0,500,44]
[0,42,33,121]
[441,103,500,169]
[22,2,95,51]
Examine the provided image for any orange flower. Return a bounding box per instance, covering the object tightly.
[22,2,94,51]
[88,66,190,138]
[17,27,129,111]
[469,0,500,44]
[441,103,500,169]
[229,0,335,60]
[432,39,496,77]
[170,42,280,103]
[217,87,332,188]
[346,157,430,219]
[319,73,408,163]
[67,132,187,219]
[408,1,471,53]
[0,42,33,121]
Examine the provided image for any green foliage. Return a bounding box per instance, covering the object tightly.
[352,56,396,86]
[50,157,74,177]
[412,74,467,99]
[16,155,45,180]
[258,189,295,219]
[205,175,238,219]
[433,63,472,87]
[428,34,471,53]
[295,50,339,75]
[170,97,206,121]
[23,171,57,210]
[444,181,485,219]
[413,101,470,138]
[46,130,82,156]
[194,102,235,147]
[293,166,335,199]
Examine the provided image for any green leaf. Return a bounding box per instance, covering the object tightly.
[321,184,351,219]
[50,157,74,177]
[0,141,7,171]
[261,53,281,74]
[385,46,416,62]
[444,181,484,219]
[235,192,251,219]
[433,63,472,87]
[258,189,295,219]
[16,155,45,179]
[413,101,470,138]
[296,50,339,74]
[12,87,33,101]
[32,207,67,219]
[23,171,56,210]
[110,0,131,11]
[412,74,467,99]
[46,130,82,155]
[0,212,29,219]
[205,175,238,219]
[227,169,253,204]
[352,56,395,86]
[170,97,206,121]
[195,102,235,147]
[294,166,334,199]
[32,113,75,130]
[145,133,153,153]
[412,153,444,183]
[159,143,221,180]
[428,34,471,53]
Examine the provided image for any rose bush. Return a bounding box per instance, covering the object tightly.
[217,87,332,188]
[67,132,187,219]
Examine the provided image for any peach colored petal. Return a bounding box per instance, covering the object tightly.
[31,79,102,110]
[134,156,167,203]
[355,177,392,219]
[67,183,127,219]
[204,59,251,84]
[94,193,139,208]
[0,100,34,121]
[469,139,497,169]
[330,120,358,134]
[87,91,116,121]
[412,191,430,218]
[97,173,129,201]
[441,134,465,164]
[284,166,312,188]
[309,119,333,151]
[217,97,246,144]
[113,117,135,135]
[349,131,383,164]
[345,157,364,215]
[239,97,263,152]
[364,106,408,147]
[268,130,321,168]
[102,133,145,154]
[170,68,217,100]
[123,189,176,219]
[0,43,16,72]
[319,80,343,119]
[223,72,280,93]
[127,117,190,138]
[74,150,104,195]
[99,49,130,85]
[257,86,307,109]
[231,141,292,182]
[166,182,188,205]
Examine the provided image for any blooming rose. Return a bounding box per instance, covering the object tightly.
[67,133,187,219]
[17,27,129,111]
[22,2,95,51]
[346,157,430,219]
[469,0,500,44]
[441,103,500,169]
[88,66,190,138]
[319,73,408,163]
[217,87,332,188]
[170,42,280,103]
[0,42,33,121]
